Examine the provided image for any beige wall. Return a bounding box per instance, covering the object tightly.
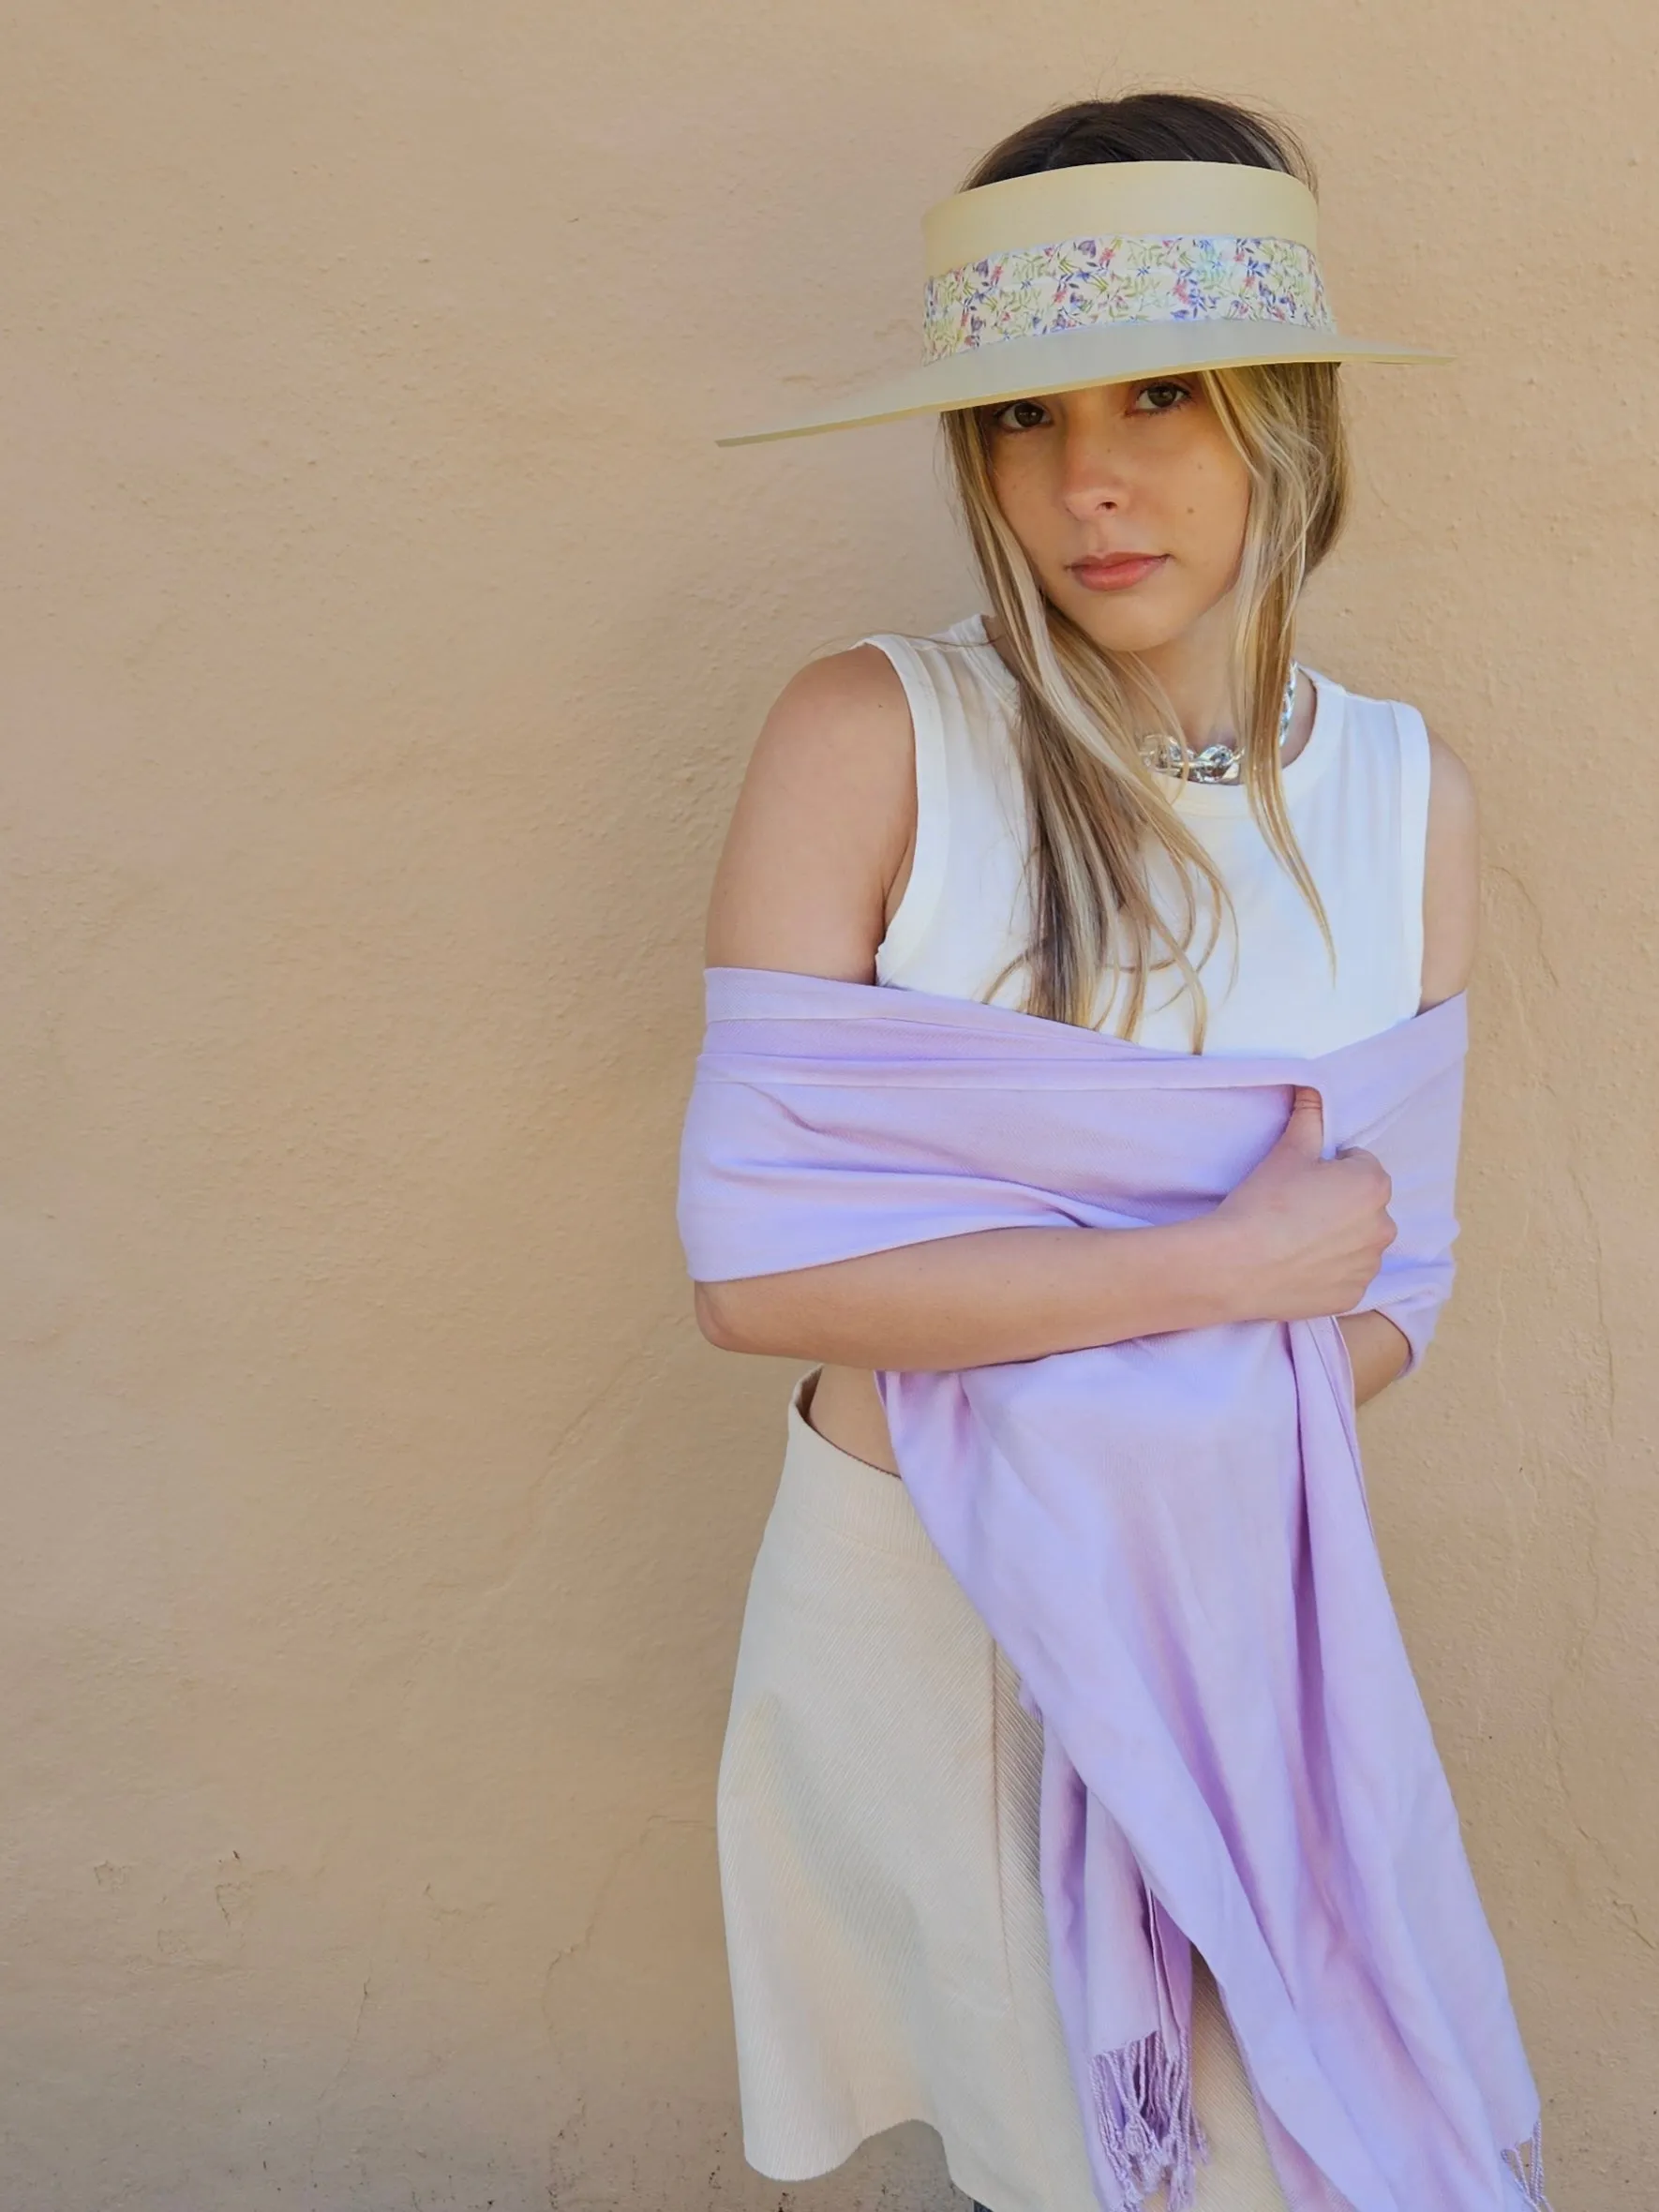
[0,4,1652,2206]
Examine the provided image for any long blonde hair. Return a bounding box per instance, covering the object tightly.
[937,97,1352,1049]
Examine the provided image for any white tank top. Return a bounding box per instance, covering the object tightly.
[858,611,1430,1057]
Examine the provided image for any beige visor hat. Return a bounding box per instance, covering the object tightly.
[715,159,1447,447]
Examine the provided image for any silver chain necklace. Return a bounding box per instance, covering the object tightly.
[1140,663,1299,785]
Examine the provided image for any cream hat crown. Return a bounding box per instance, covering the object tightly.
[715,159,1447,448]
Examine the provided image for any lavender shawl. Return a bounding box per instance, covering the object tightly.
[679,964,1551,2212]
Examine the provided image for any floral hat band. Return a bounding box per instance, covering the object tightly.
[715,159,1448,448]
[920,232,1331,363]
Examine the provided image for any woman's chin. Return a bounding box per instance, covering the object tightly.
[1069,607,1193,658]
[1043,578,1191,657]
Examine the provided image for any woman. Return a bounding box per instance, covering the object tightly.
[689,95,1502,2212]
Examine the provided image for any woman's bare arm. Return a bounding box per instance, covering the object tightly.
[1337,724,1481,1405]
[697,651,1397,1368]
[695,1216,1256,1366]
[704,643,915,983]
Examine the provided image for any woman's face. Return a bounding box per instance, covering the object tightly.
[982,377,1253,657]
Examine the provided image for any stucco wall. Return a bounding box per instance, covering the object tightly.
[1,4,1652,2207]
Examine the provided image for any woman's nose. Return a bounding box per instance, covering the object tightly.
[1057,423,1132,516]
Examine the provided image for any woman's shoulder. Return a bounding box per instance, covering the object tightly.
[838,609,1017,699]
[1415,710,1479,1008]
[1310,668,1475,803]
[753,610,1013,783]
[701,636,920,977]
[1317,667,1478,1005]
[771,634,915,728]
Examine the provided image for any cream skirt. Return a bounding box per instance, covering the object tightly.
[715,1369,1292,2212]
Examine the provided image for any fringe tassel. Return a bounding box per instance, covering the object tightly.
[1092,2042,1552,2212]
[1502,2119,1556,2212]
[1087,2028,1210,2212]
[1092,2037,1550,2212]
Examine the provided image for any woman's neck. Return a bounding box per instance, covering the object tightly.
[1116,595,1239,749]
[983,600,1311,762]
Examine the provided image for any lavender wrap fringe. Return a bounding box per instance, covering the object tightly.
[1092,2025,1210,2211]
[1090,2020,1552,2211]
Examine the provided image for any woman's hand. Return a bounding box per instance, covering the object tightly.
[1209,1086,1398,1326]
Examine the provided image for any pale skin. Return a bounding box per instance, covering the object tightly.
[697,374,1481,1474]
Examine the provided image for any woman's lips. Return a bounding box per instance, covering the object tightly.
[1069,553,1168,591]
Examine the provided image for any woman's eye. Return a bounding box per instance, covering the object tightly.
[1133,381,1192,413]
[989,397,1052,433]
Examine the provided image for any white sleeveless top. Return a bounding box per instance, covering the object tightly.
[858,611,1430,1055]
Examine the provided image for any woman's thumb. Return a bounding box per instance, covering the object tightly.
[1279,1084,1325,1152]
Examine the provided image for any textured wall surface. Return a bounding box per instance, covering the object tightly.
[1,4,1653,2207]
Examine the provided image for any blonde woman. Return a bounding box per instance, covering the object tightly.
[691,95,1502,2212]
